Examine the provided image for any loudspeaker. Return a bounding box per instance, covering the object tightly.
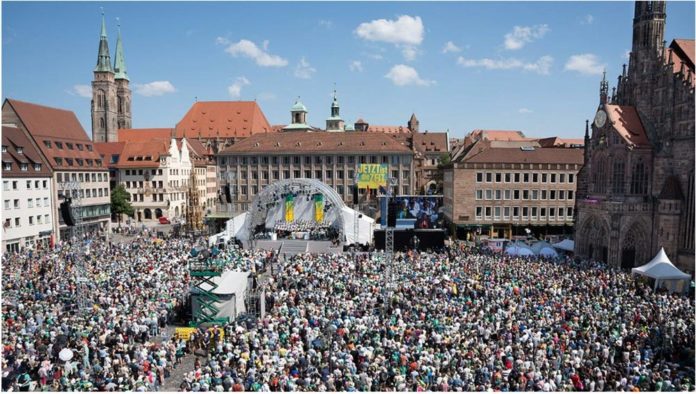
[60,199,76,226]
[352,185,359,205]
[387,202,399,227]
[224,185,232,203]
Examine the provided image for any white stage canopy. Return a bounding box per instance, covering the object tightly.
[505,242,535,257]
[193,271,250,320]
[631,247,690,293]
[531,241,559,258]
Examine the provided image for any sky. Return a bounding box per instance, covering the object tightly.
[2,1,694,140]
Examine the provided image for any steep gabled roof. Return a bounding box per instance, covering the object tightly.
[604,104,650,147]
[175,101,273,139]
[1,126,52,177]
[116,139,170,168]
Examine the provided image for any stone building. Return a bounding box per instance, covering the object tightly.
[575,1,694,273]
[3,99,112,241]
[1,126,55,253]
[91,13,131,142]
[444,131,583,241]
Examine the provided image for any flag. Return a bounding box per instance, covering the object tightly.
[285,194,294,222]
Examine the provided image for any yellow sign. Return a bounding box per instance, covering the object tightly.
[357,164,388,189]
[174,327,225,341]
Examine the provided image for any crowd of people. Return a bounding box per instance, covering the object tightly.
[181,245,694,392]
[2,233,695,392]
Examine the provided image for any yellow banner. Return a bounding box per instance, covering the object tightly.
[357,164,388,189]
[174,327,225,341]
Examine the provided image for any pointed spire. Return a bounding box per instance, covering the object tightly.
[95,9,113,73]
[113,17,129,81]
[599,69,609,105]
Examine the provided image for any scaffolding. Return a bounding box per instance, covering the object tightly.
[60,181,93,312]
[189,257,228,326]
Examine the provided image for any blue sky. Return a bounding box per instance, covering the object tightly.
[3,1,694,140]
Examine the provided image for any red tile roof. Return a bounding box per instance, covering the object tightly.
[537,137,585,148]
[366,124,409,133]
[94,142,126,166]
[219,132,413,155]
[116,139,170,168]
[469,129,529,142]
[412,132,449,154]
[458,139,583,165]
[4,99,106,170]
[175,101,274,139]
[668,39,695,87]
[604,104,650,147]
[118,128,173,143]
[1,126,52,177]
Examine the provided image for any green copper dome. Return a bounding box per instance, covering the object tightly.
[291,100,307,112]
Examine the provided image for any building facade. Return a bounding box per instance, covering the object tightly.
[217,132,415,215]
[91,13,131,142]
[444,134,583,241]
[3,99,112,242]
[575,1,694,272]
[1,127,55,253]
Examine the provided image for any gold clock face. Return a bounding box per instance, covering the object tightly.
[594,110,607,128]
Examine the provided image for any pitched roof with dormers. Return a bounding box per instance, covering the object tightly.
[175,101,274,139]
[1,126,52,178]
[115,139,170,168]
[366,124,410,133]
[455,139,583,165]
[3,99,106,170]
[219,132,413,155]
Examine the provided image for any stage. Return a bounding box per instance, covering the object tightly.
[373,228,446,251]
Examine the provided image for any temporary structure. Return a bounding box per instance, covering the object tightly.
[631,247,691,293]
[552,239,575,252]
[531,241,559,258]
[505,242,535,257]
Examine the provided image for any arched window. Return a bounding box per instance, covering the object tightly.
[98,92,106,109]
[630,160,648,194]
[118,96,124,114]
[99,117,105,129]
[593,156,607,194]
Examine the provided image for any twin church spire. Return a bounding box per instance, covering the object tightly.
[91,10,131,142]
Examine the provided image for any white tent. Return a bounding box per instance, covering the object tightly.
[193,271,250,320]
[552,239,575,252]
[505,242,535,257]
[531,241,559,258]
[631,248,691,293]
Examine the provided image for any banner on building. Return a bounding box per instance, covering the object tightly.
[314,194,324,223]
[285,194,294,222]
[357,164,388,189]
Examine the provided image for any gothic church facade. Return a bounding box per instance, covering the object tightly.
[575,1,694,273]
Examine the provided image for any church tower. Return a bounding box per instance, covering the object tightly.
[626,1,666,112]
[325,89,345,132]
[113,19,132,130]
[408,113,419,133]
[91,11,118,142]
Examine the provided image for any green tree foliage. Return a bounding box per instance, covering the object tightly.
[110,185,133,222]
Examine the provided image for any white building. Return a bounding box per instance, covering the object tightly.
[2,126,55,253]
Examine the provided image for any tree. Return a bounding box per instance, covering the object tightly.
[110,185,134,224]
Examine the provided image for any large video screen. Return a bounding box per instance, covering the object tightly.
[384,195,444,229]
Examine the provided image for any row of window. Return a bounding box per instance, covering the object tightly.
[4,198,50,210]
[475,206,574,220]
[54,157,102,167]
[3,179,49,191]
[125,169,164,176]
[232,169,410,182]
[4,214,50,228]
[476,189,575,201]
[43,140,93,152]
[476,172,574,184]
[2,162,42,172]
[58,188,109,199]
[56,172,108,183]
[221,154,412,166]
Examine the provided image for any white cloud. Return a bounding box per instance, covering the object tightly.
[355,15,424,46]
[581,14,594,25]
[134,81,176,97]
[623,49,631,60]
[67,85,92,98]
[402,46,418,61]
[442,41,461,54]
[349,60,364,72]
[518,108,533,114]
[457,55,553,75]
[385,64,435,87]
[294,57,316,79]
[215,36,229,45]
[319,19,333,29]
[564,54,605,75]
[223,39,288,67]
[504,24,550,50]
[227,77,250,98]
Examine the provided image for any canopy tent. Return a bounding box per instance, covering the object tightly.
[631,247,691,293]
[552,239,575,252]
[530,241,559,258]
[505,242,535,257]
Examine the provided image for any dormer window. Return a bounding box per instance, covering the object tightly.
[65,158,74,166]
[54,157,63,165]
[20,164,28,171]
[86,145,93,152]
[3,163,11,171]
[55,142,63,149]
[1,146,6,153]
[33,164,41,171]
[43,140,52,148]
[77,144,84,151]
[16,147,23,154]
[66,143,74,150]
[76,159,84,166]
